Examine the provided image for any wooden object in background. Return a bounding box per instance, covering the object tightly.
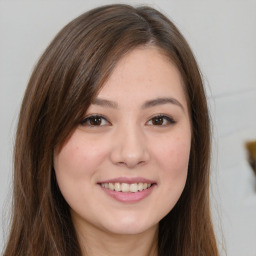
[246,140,256,175]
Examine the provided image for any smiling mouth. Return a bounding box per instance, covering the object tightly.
[100,182,153,193]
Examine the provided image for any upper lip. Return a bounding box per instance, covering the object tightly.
[98,177,156,184]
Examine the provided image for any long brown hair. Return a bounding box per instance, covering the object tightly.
[3,4,219,256]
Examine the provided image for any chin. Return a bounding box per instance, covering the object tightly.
[102,215,158,235]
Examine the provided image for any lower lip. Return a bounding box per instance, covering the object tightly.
[100,185,155,203]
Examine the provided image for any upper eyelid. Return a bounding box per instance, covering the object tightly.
[82,113,109,121]
[83,113,106,118]
[147,114,176,121]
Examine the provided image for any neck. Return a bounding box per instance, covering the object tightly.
[73,216,158,256]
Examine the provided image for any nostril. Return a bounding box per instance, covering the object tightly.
[138,160,146,166]
[116,160,146,168]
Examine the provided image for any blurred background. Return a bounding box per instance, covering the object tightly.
[1,1,256,255]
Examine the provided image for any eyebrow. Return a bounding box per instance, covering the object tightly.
[142,97,185,112]
[92,98,118,108]
[92,97,185,112]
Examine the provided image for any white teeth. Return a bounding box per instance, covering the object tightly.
[101,182,152,193]
[130,183,138,193]
[109,183,115,190]
[121,183,129,192]
[138,183,143,191]
[114,183,121,192]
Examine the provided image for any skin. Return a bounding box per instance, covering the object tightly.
[54,46,191,256]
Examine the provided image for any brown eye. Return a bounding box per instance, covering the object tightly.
[88,116,103,126]
[151,116,164,125]
[80,115,110,126]
[147,115,176,126]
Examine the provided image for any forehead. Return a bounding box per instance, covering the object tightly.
[97,46,187,107]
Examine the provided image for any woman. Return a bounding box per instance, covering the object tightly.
[3,4,219,256]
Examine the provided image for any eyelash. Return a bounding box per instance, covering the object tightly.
[146,114,176,126]
[80,115,110,126]
[80,114,176,127]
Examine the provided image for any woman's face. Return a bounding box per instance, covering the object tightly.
[54,46,191,236]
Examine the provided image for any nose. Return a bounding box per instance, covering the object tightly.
[110,124,150,169]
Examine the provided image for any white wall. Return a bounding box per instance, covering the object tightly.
[1,1,256,255]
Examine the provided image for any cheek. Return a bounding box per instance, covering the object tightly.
[147,133,191,220]
[54,144,88,180]
[53,132,111,213]
[53,132,109,202]
[54,133,106,178]
[153,134,191,187]
[159,134,190,165]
